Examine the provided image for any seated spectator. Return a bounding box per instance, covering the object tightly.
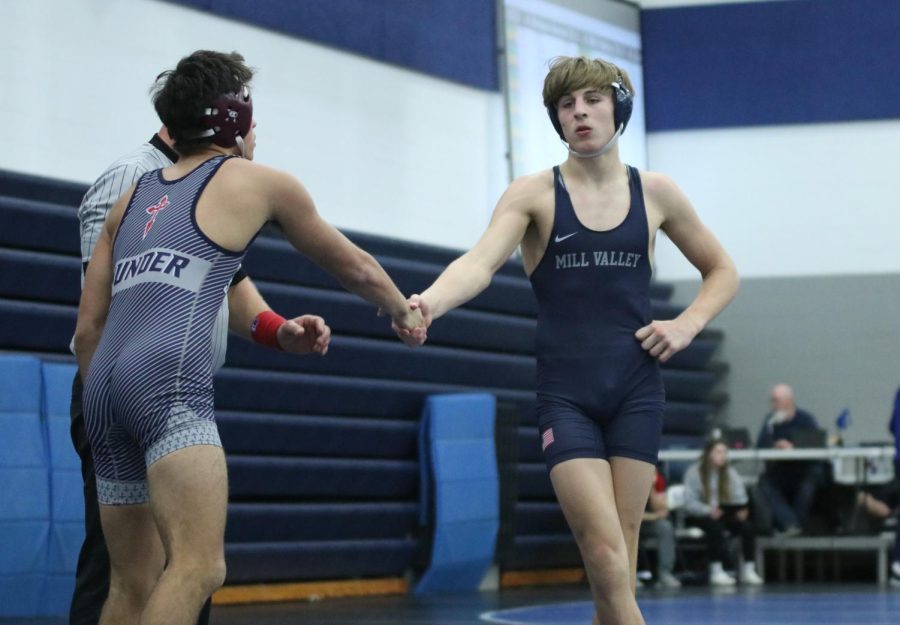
[683,438,764,586]
[640,468,681,589]
[755,383,828,535]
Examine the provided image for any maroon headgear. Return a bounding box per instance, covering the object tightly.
[201,85,253,148]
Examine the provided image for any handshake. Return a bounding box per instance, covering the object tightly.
[385,294,431,348]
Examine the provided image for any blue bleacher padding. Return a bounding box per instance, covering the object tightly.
[255,281,538,354]
[217,412,416,459]
[344,229,524,279]
[0,299,76,353]
[226,502,418,542]
[660,368,720,401]
[415,394,498,594]
[214,367,535,421]
[0,248,81,305]
[0,169,86,207]
[516,463,554,499]
[0,196,80,256]
[0,521,50,574]
[228,456,418,499]
[514,502,569,535]
[0,574,44,617]
[517,426,543,462]
[215,367,430,417]
[224,334,536,390]
[224,538,417,583]
[664,337,719,369]
[507,534,581,569]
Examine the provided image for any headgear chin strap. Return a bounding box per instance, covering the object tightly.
[566,125,623,159]
[547,78,634,157]
[198,85,253,155]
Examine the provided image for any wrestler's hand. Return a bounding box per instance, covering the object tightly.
[277,315,331,355]
[407,294,433,328]
[635,317,699,363]
[390,306,427,348]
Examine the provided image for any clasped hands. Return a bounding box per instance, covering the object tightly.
[389,294,430,348]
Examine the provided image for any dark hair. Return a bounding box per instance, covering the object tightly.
[151,50,254,155]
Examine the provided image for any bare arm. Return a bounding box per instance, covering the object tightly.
[227,276,331,355]
[636,173,739,362]
[73,189,131,378]
[417,178,535,322]
[262,168,423,335]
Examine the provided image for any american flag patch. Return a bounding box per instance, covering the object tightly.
[541,428,555,451]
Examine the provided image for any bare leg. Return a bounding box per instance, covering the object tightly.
[610,457,656,594]
[97,503,165,625]
[550,458,650,625]
[141,445,228,625]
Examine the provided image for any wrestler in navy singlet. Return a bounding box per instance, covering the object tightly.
[83,156,246,504]
[529,165,665,469]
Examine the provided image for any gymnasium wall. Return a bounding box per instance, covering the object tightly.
[0,0,507,251]
[641,0,900,443]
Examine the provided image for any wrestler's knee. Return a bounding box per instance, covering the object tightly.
[576,531,630,587]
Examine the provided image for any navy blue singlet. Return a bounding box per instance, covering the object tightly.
[528,165,665,468]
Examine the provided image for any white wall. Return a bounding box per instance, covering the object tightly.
[0,0,508,250]
[649,120,900,280]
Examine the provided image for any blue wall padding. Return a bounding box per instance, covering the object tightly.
[47,521,84,572]
[41,360,85,614]
[42,363,80,469]
[0,356,51,617]
[415,394,498,594]
[50,470,84,522]
[0,574,44,617]
[40,574,77,616]
[0,521,50,574]
[642,0,900,130]
[0,469,50,520]
[164,0,498,90]
[0,354,42,418]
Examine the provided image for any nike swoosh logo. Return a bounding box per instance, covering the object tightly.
[554,232,578,243]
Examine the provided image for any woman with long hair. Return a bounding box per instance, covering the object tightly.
[683,438,763,585]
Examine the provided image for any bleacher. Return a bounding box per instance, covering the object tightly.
[0,168,726,614]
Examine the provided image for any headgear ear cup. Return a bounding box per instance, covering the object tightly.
[203,86,253,148]
[611,80,633,133]
[548,105,565,140]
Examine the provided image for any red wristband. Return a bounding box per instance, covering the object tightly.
[250,310,286,350]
